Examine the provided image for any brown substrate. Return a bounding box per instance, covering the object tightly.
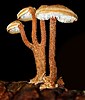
[0,80,85,100]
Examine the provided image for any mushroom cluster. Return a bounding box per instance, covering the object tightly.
[6,4,78,90]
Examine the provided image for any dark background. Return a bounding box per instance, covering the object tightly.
[0,0,84,90]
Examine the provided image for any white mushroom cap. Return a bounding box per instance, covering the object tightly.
[17,7,36,21]
[6,20,22,34]
[36,4,78,23]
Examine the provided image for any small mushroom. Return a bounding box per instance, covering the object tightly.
[36,4,78,89]
[17,6,38,44]
[17,6,46,46]
[6,20,33,49]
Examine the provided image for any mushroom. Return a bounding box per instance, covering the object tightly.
[6,20,33,49]
[17,6,47,47]
[17,6,37,44]
[36,4,78,89]
[7,6,47,85]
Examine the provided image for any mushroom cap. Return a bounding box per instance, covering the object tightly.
[36,4,78,23]
[6,20,22,34]
[17,6,36,21]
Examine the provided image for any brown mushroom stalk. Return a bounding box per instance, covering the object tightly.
[28,8,46,84]
[39,17,57,89]
[49,17,57,85]
[30,7,38,45]
[40,20,46,46]
[18,23,33,50]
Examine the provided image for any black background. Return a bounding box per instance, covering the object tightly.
[0,0,84,90]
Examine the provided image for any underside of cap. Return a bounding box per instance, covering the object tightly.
[36,4,78,23]
[17,7,36,21]
[6,20,21,34]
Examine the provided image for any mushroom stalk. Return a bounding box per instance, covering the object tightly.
[49,17,57,83]
[19,24,33,50]
[30,20,46,84]
[31,10,38,45]
[32,45,46,84]
[18,21,46,84]
[39,20,46,77]
[40,20,46,46]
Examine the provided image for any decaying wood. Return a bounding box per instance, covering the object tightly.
[0,80,85,100]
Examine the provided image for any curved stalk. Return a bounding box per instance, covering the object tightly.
[18,24,33,50]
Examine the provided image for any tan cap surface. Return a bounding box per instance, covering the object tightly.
[36,4,78,23]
